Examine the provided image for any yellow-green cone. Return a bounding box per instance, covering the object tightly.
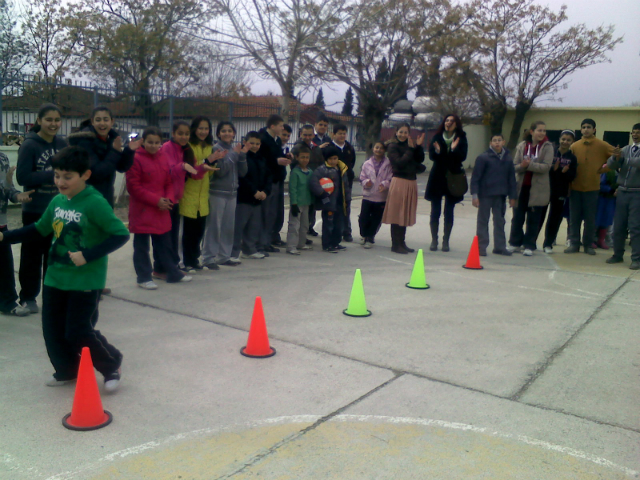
[343,269,372,317]
[406,249,430,289]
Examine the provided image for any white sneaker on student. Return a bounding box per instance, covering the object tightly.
[544,246,553,254]
[363,241,373,249]
[179,275,193,282]
[46,375,76,387]
[523,249,533,256]
[287,248,301,255]
[138,281,158,290]
[229,257,242,263]
[506,245,520,253]
[104,368,121,393]
[300,245,313,251]
[242,252,266,259]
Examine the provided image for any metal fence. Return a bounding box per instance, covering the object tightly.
[0,76,365,149]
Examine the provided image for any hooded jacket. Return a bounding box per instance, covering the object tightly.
[513,140,554,207]
[68,127,134,207]
[360,156,393,203]
[126,147,174,235]
[16,131,67,214]
[309,160,351,213]
[607,144,640,191]
[209,141,248,197]
[237,150,272,205]
[160,140,208,202]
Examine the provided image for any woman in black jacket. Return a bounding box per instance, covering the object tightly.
[425,114,468,252]
[381,124,426,254]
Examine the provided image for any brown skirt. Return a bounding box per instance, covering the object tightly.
[382,177,418,227]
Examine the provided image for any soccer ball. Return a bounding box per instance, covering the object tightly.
[319,177,334,195]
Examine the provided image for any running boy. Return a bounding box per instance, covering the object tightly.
[0,146,129,390]
[470,134,517,256]
[310,145,351,253]
[286,144,313,255]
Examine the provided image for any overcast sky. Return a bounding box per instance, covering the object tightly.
[252,0,640,110]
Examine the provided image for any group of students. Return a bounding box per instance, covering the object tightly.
[468,119,639,271]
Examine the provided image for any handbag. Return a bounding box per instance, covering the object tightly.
[445,170,468,197]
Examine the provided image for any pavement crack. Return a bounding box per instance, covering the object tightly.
[510,276,631,402]
[217,374,404,479]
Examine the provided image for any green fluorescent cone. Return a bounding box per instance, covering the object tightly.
[406,249,430,289]
[343,269,372,317]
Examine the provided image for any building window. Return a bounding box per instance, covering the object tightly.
[603,131,631,147]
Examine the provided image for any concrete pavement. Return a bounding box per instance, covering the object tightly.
[1,185,638,479]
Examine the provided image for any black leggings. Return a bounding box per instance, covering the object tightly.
[430,196,456,226]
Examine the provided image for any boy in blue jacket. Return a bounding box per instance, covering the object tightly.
[309,146,351,253]
[470,134,517,256]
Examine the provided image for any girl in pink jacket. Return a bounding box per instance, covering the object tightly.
[127,127,191,289]
[159,121,216,272]
[359,141,393,249]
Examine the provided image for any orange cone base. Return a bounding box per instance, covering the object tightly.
[342,309,372,317]
[240,346,276,358]
[406,283,430,290]
[462,264,484,270]
[62,410,112,431]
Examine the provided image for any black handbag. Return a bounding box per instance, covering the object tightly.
[445,170,468,197]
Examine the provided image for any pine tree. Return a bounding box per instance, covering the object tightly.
[315,87,325,109]
[341,87,354,116]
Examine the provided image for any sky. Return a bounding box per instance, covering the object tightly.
[251,0,640,111]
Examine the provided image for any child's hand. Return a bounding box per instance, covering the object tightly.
[158,198,173,210]
[183,163,198,175]
[68,251,87,266]
[451,137,459,150]
[277,157,291,166]
[129,137,143,151]
[208,150,226,163]
[7,166,16,185]
[553,160,560,171]
[433,142,441,154]
[364,179,373,188]
[613,145,621,158]
[202,164,219,172]
[319,142,330,149]
[16,190,35,203]
[562,165,570,173]
[600,163,610,173]
[472,198,479,208]
[416,132,426,146]
[257,191,267,201]
[378,184,387,192]
[113,136,123,152]
[520,159,531,168]
[509,199,516,208]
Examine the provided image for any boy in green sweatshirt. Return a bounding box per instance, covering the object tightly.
[0,146,130,392]
[286,145,313,255]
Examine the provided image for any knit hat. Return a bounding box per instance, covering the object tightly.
[323,145,341,160]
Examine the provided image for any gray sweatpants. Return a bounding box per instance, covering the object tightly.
[233,203,262,257]
[202,194,236,265]
[613,190,640,262]
[476,195,507,253]
[286,205,310,250]
[568,190,599,248]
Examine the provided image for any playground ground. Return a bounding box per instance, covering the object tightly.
[1,180,639,479]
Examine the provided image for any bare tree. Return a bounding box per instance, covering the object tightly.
[203,0,347,121]
[316,0,463,153]
[459,0,622,148]
[0,0,29,87]
[191,50,254,98]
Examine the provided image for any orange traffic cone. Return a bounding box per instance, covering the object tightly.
[62,347,112,431]
[463,236,484,270]
[241,297,276,358]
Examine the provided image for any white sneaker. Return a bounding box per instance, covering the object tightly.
[544,246,553,254]
[179,275,193,282]
[138,281,158,290]
[46,375,75,387]
[300,245,313,251]
[359,237,366,245]
[242,252,266,259]
[363,241,373,249]
[229,257,242,263]
[523,249,533,256]
[287,248,301,255]
[104,368,121,393]
[506,245,520,253]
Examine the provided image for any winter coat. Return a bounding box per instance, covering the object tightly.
[68,127,134,207]
[386,138,426,180]
[16,131,67,214]
[290,139,324,171]
[359,156,393,203]
[180,142,212,218]
[309,160,351,213]
[513,140,554,207]
[258,128,286,183]
[425,131,468,203]
[333,141,357,182]
[126,147,174,235]
[549,148,578,199]
[470,148,517,200]
[209,141,248,196]
[237,151,272,205]
[289,166,313,207]
[160,140,207,202]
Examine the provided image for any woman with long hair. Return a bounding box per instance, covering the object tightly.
[425,114,468,252]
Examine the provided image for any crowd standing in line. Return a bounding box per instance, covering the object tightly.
[1,105,638,393]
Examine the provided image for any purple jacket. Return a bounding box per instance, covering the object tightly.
[359,156,393,202]
[160,140,207,202]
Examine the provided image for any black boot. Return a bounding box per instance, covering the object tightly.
[400,226,414,253]
[430,223,438,251]
[442,223,453,252]
[390,225,408,254]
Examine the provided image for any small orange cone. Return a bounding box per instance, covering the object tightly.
[241,297,276,358]
[463,236,484,270]
[62,347,112,431]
